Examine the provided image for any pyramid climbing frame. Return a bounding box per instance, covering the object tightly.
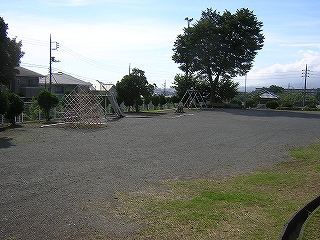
[62,85,106,128]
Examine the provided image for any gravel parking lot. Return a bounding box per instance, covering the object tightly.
[1,109,320,239]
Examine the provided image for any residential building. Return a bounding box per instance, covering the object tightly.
[40,72,93,98]
[12,67,44,100]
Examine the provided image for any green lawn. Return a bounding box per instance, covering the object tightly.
[115,144,320,239]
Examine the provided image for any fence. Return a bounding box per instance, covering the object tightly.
[0,101,176,125]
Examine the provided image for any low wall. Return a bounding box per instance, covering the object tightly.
[280,195,320,239]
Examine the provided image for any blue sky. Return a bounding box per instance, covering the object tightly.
[2,0,320,90]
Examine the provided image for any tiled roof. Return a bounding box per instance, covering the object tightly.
[260,91,279,99]
[40,72,92,86]
[15,67,44,77]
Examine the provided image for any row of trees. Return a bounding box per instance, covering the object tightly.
[0,89,59,125]
[235,85,320,109]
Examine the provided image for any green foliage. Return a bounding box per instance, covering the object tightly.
[25,97,41,121]
[279,92,302,107]
[266,100,279,109]
[245,98,256,108]
[0,89,9,114]
[116,68,154,112]
[159,94,167,108]
[173,73,238,104]
[0,17,24,86]
[5,92,24,125]
[38,89,59,122]
[172,74,199,99]
[304,94,319,107]
[268,85,285,94]
[170,94,180,104]
[279,92,319,108]
[230,98,242,106]
[216,78,239,102]
[172,8,264,104]
[151,95,160,108]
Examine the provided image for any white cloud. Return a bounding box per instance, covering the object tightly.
[237,50,320,89]
[280,43,320,48]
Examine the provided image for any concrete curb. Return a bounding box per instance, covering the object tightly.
[280,195,320,240]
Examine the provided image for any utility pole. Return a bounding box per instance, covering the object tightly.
[49,34,60,93]
[302,64,310,108]
[49,34,52,92]
[244,74,247,108]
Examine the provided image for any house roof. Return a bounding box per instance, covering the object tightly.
[40,72,92,86]
[15,67,44,77]
[260,91,279,99]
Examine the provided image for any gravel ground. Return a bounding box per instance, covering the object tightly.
[1,109,320,239]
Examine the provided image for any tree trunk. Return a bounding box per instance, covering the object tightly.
[209,74,220,105]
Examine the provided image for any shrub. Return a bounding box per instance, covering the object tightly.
[266,101,279,109]
[230,98,242,106]
[245,99,256,108]
[5,92,24,125]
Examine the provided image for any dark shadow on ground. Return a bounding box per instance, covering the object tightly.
[204,108,320,119]
[0,137,14,148]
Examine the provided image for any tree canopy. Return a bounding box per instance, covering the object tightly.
[116,68,154,112]
[0,17,24,86]
[172,8,264,104]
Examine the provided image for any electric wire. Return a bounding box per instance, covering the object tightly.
[11,35,320,88]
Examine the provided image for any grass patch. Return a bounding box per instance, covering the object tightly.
[301,206,320,240]
[116,144,320,239]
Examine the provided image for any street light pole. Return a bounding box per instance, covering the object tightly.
[184,17,193,78]
[185,17,193,28]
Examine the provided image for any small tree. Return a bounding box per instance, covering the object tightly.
[38,89,59,122]
[5,92,24,125]
[116,68,154,112]
[159,94,167,109]
[151,95,160,109]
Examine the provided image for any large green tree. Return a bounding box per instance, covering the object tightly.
[172,8,264,104]
[116,68,154,112]
[0,17,24,86]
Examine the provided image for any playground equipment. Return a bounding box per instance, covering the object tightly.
[96,80,124,118]
[62,85,106,128]
[180,88,207,109]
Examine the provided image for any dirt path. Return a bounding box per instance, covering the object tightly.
[1,109,320,239]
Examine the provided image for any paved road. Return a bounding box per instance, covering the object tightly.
[1,109,320,239]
